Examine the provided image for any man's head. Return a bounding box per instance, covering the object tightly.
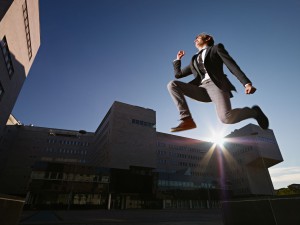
[194,33,214,49]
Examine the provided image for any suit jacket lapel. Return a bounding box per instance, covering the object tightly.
[204,46,212,61]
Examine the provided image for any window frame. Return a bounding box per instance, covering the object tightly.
[0,36,14,78]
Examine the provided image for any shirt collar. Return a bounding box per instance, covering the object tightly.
[197,46,208,54]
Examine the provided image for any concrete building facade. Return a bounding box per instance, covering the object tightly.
[156,123,283,197]
[0,0,40,204]
[0,0,40,136]
[92,101,156,169]
[1,101,283,208]
[0,124,94,195]
[222,124,283,196]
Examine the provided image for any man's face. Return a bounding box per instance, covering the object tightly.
[194,35,208,49]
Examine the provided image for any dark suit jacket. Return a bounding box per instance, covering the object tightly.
[173,43,251,99]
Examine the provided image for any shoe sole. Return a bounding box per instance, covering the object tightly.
[252,105,269,130]
[170,125,196,132]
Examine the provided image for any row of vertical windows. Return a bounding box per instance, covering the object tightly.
[132,119,155,128]
[158,159,167,164]
[157,158,205,168]
[158,180,194,188]
[191,171,206,177]
[157,150,202,161]
[157,141,205,153]
[32,172,101,182]
[177,153,202,160]
[22,0,32,60]
[168,144,203,153]
[0,36,14,78]
[256,136,276,144]
[45,147,87,155]
[47,139,89,146]
[158,180,216,189]
[231,146,252,156]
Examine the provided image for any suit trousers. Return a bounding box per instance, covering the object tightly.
[167,79,256,124]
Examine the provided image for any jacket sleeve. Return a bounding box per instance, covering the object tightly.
[173,60,192,79]
[216,44,252,86]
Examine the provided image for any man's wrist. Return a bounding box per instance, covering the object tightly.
[245,83,252,87]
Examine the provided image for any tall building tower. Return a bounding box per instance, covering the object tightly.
[92,101,157,169]
[0,0,40,137]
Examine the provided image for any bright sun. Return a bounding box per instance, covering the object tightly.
[212,135,225,146]
[209,130,226,147]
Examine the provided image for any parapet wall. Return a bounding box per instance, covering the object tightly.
[222,196,300,225]
[0,194,25,225]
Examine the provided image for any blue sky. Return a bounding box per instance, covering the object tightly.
[13,0,300,189]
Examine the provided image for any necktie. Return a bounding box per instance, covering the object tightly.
[196,49,207,75]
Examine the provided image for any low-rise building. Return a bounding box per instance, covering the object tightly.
[1,101,283,209]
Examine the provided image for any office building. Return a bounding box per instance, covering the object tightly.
[0,124,94,195]
[0,0,40,136]
[1,101,283,209]
[0,0,40,208]
[92,102,156,169]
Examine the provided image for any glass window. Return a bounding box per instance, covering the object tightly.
[0,36,14,78]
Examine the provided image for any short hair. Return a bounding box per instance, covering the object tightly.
[196,33,214,46]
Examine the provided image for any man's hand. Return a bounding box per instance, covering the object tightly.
[177,50,185,60]
[245,83,256,94]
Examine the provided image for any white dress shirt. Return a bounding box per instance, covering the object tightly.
[197,47,211,83]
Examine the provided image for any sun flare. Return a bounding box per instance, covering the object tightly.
[207,129,227,147]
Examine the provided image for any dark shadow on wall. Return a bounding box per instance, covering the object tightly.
[0,0,14,22]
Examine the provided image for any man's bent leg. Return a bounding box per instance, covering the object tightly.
[167,80,210,120]
[167,80,192,119]
[167,80,210,132]
[204,81,256,124]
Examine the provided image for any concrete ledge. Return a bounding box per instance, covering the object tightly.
[0,194,25,225]
[221,197,300,225]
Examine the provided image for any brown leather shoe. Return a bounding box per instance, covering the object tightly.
[252,105,269,130]
[170,118,196,132]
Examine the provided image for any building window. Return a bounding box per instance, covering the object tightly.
[0,36,14,78]
[0,82,4,101]
[132,119,155,128]
[22,0,32,60]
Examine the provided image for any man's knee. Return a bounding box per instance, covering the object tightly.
[167,80,177,90]
[220,117,231,124]
[219,113,233,124]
